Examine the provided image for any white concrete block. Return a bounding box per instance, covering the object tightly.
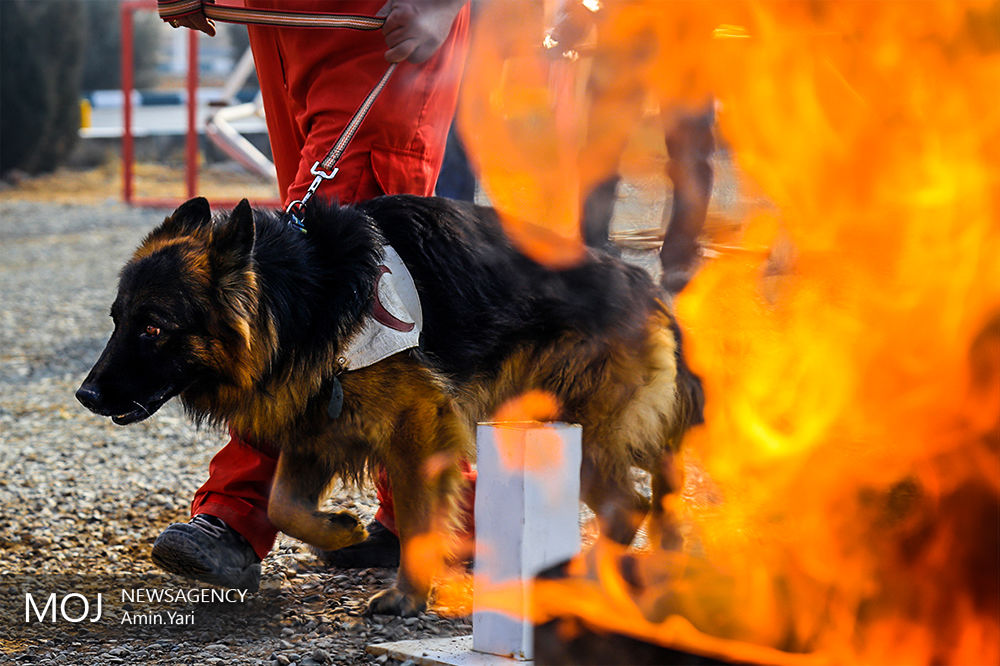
[367,635,514,665]
[472,422,582,661]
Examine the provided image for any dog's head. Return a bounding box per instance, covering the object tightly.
[76,197,258,424]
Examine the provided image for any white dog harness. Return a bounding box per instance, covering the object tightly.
[340,245,423,371]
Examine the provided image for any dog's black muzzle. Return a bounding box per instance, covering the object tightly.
[74,383,103,413]
[75,377,176,426]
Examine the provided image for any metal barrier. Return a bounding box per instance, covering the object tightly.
[119,0,281,209]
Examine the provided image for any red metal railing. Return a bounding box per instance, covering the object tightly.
[120,0,280,209]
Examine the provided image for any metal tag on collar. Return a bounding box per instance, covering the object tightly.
[327,375,344,419]
[283,161,339,233]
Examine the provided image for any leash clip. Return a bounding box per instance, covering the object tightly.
[304,161,339,202]
[284,201,308,233]
[310,160,339,182]
[284,161,339,232]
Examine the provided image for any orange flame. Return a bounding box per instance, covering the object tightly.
[490,390,565,475]
[673,3,1000,661]
[493,389,561,423]
[458,0,1000,663]
[460,0,586,267]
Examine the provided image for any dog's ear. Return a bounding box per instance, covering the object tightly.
[211,198,256,268]
[161,197,212,236]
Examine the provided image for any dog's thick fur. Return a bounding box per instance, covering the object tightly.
[78,195,703,615]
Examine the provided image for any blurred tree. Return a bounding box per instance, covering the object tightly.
[1,0,85,176]
[81,0,161,91]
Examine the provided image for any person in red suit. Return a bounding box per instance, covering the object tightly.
[152,0,471,590]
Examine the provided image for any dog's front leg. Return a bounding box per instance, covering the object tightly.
[268,451,368,551]
[365,399,470,617]
[364,461,435,617]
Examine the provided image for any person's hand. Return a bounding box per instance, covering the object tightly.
[161,0,216,37]
[376,0,466,64]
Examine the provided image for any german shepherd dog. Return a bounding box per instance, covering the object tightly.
[77,195,703,615]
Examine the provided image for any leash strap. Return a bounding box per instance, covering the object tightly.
[158,1,385,30]
[157,1,397,233]
[285,61,398,232]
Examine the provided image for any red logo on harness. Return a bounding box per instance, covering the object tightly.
[372,265,415,332]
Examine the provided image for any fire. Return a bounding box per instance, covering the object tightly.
[490,390,565,475]
[492,390,561,424]
[454,0,1000,663]
[459,1,585,268]
[673,3,1000,661]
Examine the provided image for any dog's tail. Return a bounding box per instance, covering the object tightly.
[657,298,705,434]
[675,353,706,430]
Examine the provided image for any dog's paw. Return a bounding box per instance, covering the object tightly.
[315,510,368,550]
[365,587,425,617]
[323,509,362,530]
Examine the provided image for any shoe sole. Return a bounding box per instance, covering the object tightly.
[312,543,400,569]
[151,531,261,591]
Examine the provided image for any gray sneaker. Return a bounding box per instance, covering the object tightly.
[151,514,261,591]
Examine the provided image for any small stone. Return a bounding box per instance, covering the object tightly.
[341,618,365,633]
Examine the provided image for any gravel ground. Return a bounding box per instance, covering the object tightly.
[0,199,472,665]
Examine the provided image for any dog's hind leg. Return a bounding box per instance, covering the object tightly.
[581,453,651,545]
[268,451,369,551]
[646,450,684,551]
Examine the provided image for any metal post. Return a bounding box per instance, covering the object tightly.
[121,2,135,204]
[186,27,199,199]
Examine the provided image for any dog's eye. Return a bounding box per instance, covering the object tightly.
[143,325,162,338]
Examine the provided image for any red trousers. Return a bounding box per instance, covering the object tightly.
[191,0,472,559]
